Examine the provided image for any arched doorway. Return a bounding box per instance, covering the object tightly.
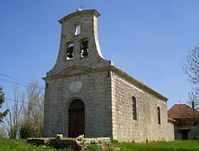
[68,99,85,137]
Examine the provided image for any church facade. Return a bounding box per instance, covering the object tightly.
[43,9,174,142]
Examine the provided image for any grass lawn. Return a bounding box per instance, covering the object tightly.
[0,139,71,151]
[0,139,199,151]
[111,140,199,151]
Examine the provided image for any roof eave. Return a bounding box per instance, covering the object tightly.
[110,66,168,101]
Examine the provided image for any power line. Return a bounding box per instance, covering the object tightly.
[0,78,30,88]
[0,78,44,90]
[6,97,43,107]
[0,72,30,86]
[0,72,44,89]
[6,97,27,104]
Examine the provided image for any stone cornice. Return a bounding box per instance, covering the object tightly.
[43,65,168,101]
[58,9,100,23]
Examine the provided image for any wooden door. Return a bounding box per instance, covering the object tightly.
[68,99,85,137]
[181,130,188,140]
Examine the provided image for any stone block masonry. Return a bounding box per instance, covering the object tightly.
[43,9,174,142]
[111,70,174,142]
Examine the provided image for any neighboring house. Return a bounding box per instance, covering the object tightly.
[43,9,174,142]
[168,104,199,140]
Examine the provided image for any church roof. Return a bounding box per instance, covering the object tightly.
[168,104,199,119]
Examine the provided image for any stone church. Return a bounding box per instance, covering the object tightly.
[43,9,174,142]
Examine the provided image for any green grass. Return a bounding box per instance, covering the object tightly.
[0,139,199,151]
[111,140,199,151]
[0,139,72,151]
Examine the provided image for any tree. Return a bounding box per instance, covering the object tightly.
[5,81,44,139]
[20,81,44,138]
[183,43,199,110]
[0,86,9,123]
[6,86,24,138]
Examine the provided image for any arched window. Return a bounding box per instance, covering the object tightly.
[74,25,81,35]
[157,107,161,125]
[66,43,74,60]
[80,39,89,57]
[132,96,137,120]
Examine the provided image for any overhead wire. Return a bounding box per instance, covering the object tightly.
[0,72,44,89]
[0,72,30,85]
[6,97,43,107]
[0,72,45,107]
[0,78,30,88]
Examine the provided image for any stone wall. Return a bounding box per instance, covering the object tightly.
[167,122,175,140]
[27,136,111,151]
[189,126,199,139]
[44,70,112,138]
[43,9,174,142]
[175,126,199,140]
[44,10,113,138]
[111,71,174,142]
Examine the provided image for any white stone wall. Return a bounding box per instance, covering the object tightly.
[167,122,175,140]
[111,72,174,142]
[44,10,112,138]
[44,71,112,138]
[44,9,174,142]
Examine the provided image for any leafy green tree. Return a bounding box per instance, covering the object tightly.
[0,86,9,123]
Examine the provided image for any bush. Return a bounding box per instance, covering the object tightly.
[20,120,43,138]
[0,127,7,138]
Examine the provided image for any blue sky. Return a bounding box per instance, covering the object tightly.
[0,0,199,108]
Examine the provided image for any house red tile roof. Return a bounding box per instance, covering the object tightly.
[168,104,199,119]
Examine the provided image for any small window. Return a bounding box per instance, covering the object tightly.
[74,25,81,35]
[80,39,89,57]
[66,43,74,60]
[157,107,161,125]
[107,71,110,78]
[45,82,48,89]
[132,96,137,120]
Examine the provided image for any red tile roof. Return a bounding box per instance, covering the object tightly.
[168,104,199,119]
